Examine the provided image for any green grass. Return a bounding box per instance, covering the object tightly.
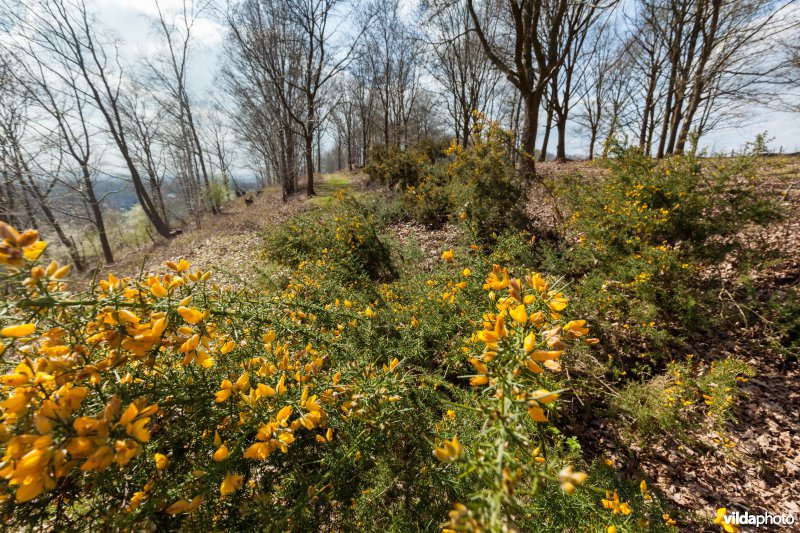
[310,172,357,206]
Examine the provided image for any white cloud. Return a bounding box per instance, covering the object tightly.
[90,0,224,90]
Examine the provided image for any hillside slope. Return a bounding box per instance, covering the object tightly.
[53,154,798,528]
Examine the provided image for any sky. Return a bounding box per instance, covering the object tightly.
[92,0,224,89]
[95,0,800,156]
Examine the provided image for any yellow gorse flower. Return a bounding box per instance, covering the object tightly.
[166,495,203,515]
[602,491,632,515]
[154,453,169,470]
[1,323,36,338]
[177,306,204,325]
[0,222,42,266]
[433,437,463,463]
[213,445,230,462]
[220,473,244,496]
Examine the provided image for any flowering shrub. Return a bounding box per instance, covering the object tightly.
[370,117,527,235]
[1,219,674,531]
[531,145,782,367]
[614,356,753,441]
[365,144,427,188]
[1,221,413,529]
[365,138,451,189]
[441,265,598,531]
[566,145,780,259]
[444,118,526,241]
[402,167,460,228]
[264,193,396,284]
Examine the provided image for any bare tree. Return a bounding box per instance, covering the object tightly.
[226,0,358,198]
[2,0,174,237]
[348,53,377,165]
[224,0,303,199]
[628,0,796,157]
[0,60,86,269]
[360,0,423,149]
[120,88,169,222]
[147,0,217,215]
[466,0,614,177]
[329,77,358,170]
[424,0,503,147]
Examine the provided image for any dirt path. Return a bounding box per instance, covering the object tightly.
[83,173,360,287]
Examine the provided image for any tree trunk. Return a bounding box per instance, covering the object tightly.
[657,81,674,159]
[658,22,682,159]
[81,164,113,264]
[588,128,597,160]
[185,105,216,214]
[19,169,85,271]
[520,90,541,178]
[462,106,471,148]
[289,133,298,195]
[555,113,567,162]
[539,98,554,162]
[305,133,315,197]
[347,134,353,171]
[383,105,390,147]
[676,0,721,155]
[639,64,658,150]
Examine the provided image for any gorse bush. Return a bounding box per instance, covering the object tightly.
[445,119,527,241]
[365,138,450,189]
[264,193,396,284]
[394,117,528,238]
[402,166,459,228]
[614,356,754,440]
[204,177,231,209]
[537,145,783,364]
[567,145,779,257]
[365,144,427,189]
[0,219,673,531]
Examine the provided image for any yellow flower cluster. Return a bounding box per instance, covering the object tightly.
[469,265,594,423]
[0,223,46,267]
[2,221,645,530]
[0,222,353,518]
[443,264,596,531]
[602,490,633,515]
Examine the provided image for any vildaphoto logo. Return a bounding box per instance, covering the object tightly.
[715,507,796,530]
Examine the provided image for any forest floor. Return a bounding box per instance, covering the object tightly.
[79,155,800,528]
[569,155,800,525]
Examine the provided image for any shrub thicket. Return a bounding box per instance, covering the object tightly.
[0,218,675,531]
[530,145,782,361]
[2,137,777,530]
[372,118,528,240]
[365,144,426,189]
[446,120,527,240]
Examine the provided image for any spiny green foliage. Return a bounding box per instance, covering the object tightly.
[0,136,785,532]
[530,145,782,361]
[263,193,396,284]
[366,119,527,240]
[615,356,754,440]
